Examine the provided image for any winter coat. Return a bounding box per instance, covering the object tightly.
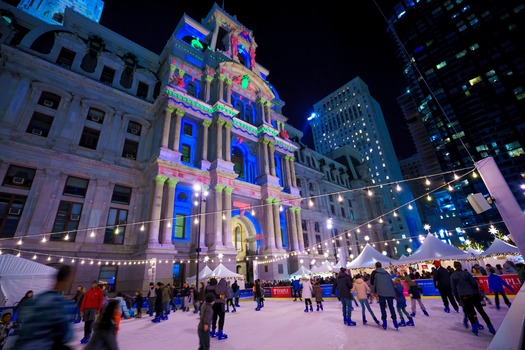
[232,281,240,294]
[333,271,354,299]
[225,286,233,299]
[135,294,143,309]
[81,287,104,312]
[313,285,323,302]
[198,302,214,331]
[299,279,313,299]
[450,270,479,297]
[433,266,452,289]
[292,279,302,291]
[254,283,263,298]
[488,273,514,293]
[162,286,170,303]
[372,268,396,298]
[85,319,119,350]
[115,297,130,318]
[206,278,228,304]
[394,283,407,309]
[351,278,370,300]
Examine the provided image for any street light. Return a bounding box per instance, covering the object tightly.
[193,184,208,296]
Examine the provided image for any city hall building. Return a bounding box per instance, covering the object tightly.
[0,2,387,293]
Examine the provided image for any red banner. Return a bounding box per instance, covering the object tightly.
[476,274,520,295]
[270,286,292,298]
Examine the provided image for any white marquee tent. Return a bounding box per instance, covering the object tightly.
[465,247,482,257]
[290,265,312,278]
[347,244,396,269]
[401,234,470,264]
[186,265,214,283]
[211,263,244,279]
[0,254,57,306]
[480,238,520,258]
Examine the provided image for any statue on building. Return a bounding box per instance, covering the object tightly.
[230,33,239,58]
[249,45,256,69]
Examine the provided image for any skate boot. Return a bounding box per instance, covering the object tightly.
[471,321,480,336]
[444,306,450,313]
[320,305,323,311]
[382,319,387,330]
[453,306,459,313]
[255,307,260,311]
[304,306,309,313]
[410,312,416,317]
[488,324,496,335]
[423,310,429,316]
[309,305,313,312]
[496,304,500,310]
[398,318,406,327]
[316,305,320,312]
[80,336,90,344]
[393,319,399,330]
[151,317,160,323]
[463,316,469,329]
[406,317,415,326]
[210,329,217,338]
[362,317,367,325]
[347,318,357,326]
[225,308,229,313]
[232,307,237,313]
[217,330,228,340]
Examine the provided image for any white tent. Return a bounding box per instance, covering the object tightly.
[403,234,470,264]
[186,265,214,283]
[290,265,312,278]
[465,247,482,257]
[212,263,244,279]
[480,238,520,258]
[310,265,319,274]
[0,254,57,306]
[398,254,408,262]
[332,260,343,269]
[314,260,335,274]
[347,244,396,269]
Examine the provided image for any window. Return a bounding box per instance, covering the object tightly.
[181,144,191,163]
[38,92,61,109]
[2,165,36,190]
[56,47,76,69]
[187,81,197,97]
[99,266,118,292]
[278,264,284,274]
[0,193,27,238]
[87,108,105,124]
[100,66,116,85]
[127,121,142,136]
[232,148,244,179]
[316,234,322,254]
[174,213,186,239]
[79,127,100,150]
[137,81,149,99]
[314,222,320,232]
[111,185,132,205]
[50,201,82,241]
[122,139,139,160]
[26,112,53,137]
[303,233,309,248]
[104,208,127,244]
[183,123,193,136]
[235,225,242,250]
[63,176,89,197]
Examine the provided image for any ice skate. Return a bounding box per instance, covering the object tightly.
[217,330,228,340]
[423,310,429,316]
[406,318,414,326]
[398,319,406,327]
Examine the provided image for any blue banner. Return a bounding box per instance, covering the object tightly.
[415,279,440,296]
[239,289,253,299]
[321,284,334,298]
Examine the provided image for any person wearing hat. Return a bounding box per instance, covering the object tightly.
[0,309,14,348]
[332,267,357,326]
[432,260,459,313]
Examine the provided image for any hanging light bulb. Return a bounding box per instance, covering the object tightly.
[367,223,372,228]
[16,252,21,257]
[194,218,199,225]
[71,259,75,263]
[64,233,69,241]
[222,213,226,220]
[17,239,22,245]
[279,205,283,212]
[81,260,85,264]
[425,178,431,186]
[41,236,47,243]
[167,220,171,228]
[90,230,95,238]
[59,257,64,263]
[472,172,478,178]
[448,184,454,191]
[90,260,94,265]
[114,226,119,235]
[356,228,361,233]
[338,194,343,202]
[308,199,314,207]
[47,256,51,261]
[32,254,37,260]
[251,209,255,216]
[393,212,398,217]
[140,223,145,231]
[408,204,413,210]
[367,188,373,196]
[426,194,432,201]
[454,173,460,180]
[396,183,402,192]
[379,218,384,223]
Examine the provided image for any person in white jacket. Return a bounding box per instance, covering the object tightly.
[299,276,313,313]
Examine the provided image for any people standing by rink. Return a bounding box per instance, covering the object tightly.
[450,261,496,336]
[300,276,314,313]
[332,267,356,325]
[85,299,120,350]
[352,274,379,325]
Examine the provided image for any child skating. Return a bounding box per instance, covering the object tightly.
[300,276,313,313]
[394,278,414,327]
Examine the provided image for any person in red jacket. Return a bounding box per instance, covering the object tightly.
[80,280,104,344]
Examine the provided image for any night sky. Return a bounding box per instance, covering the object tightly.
[100,0,415,159]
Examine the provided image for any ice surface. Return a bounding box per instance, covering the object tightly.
[68,296,512,350]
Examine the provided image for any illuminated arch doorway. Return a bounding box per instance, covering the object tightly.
[231,210,260,282]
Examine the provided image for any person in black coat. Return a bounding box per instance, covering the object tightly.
[432,260,459,313]
[331,267,357,326]
[151,282,165,323]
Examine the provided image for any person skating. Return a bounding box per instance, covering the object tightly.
[352,274,379,325]
[254,279,263,311]
[313,280,324,312]
[85,299,120,350]
[433,260,459,313]
[402,273,429,317]
[0,309,14,349]
[450,261,496,336]
[80,281,104,344]
[487,267,514,309]
[300,276,314,313]
[151,282,165,323]
[206,278,228,340]
[134,290,144,318]
[232,279,241,307]
[198,293,215,350]
[393,278,414,327]
[146,282,156,317]
[371,262,398,330]
[292,277,302,301]
[332,267,356,325]
[225,281,236,313]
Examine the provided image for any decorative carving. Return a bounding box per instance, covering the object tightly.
[279,129,289,139]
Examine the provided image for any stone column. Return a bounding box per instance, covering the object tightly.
[222,186,234,247]
[262,140,270,175]
[269,142,276,177]
[148,175,167,246]
[213,184,225,248]
[264,101,271,124]
[162,106,174,149]
[205,75,213,102]
[225,78,232,105]
[289,156,298,187]
[294,207,305,251]
[202,120,211,161]
[273,199,283,250]
[172,108,185,152]
[284,156,292,188]
[225,122,232,162]
[218,75,226,102]
[288,207,299,251]
[264,197,276,251]
[216,119,225,160]
[257,97,267,124]
[162,178,178,245]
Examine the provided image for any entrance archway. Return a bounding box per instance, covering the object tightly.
[231,212,259,282]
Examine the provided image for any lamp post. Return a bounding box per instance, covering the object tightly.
[193,184,208,296]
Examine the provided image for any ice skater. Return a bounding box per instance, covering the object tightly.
[402,273,429,317]
[332,267,357,325]
[393,278,414,327]
[313,280,324,311]
[352,274,379,325]
[488,267,514,309]
[300,276,313,313]
[433,260,459,313]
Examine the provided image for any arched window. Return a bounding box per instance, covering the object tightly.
[245,104,255,124]
[232,148,244,179]
[308,182,314,192]
[274,155,283,187]
[187,81,197,97]
[234,98,245,121]
[235,225,242,251]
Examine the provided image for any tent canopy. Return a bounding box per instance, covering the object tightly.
[402,234,470,264]
[465,247,482,257]
[0,254,57,306]
[313,260,335,274]
[347,244,395,269]
[187,265,214,282]
[290,265,312,278]
[332,260,343,269]
[480,238,520,258]
[398,254,408,262]
[211,263,244,279]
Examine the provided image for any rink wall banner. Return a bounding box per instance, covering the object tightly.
[475,274,519,295]
[239,289,254,299]
[321,284,334,297]
[414,279,440,296]
[264,287,271,298]
[270,286,292,298]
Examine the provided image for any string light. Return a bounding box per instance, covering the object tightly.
[140,224,145,231]
[41,236,47,243]
[90,230,95,238]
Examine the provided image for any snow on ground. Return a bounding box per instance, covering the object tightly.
[68,296,512,350]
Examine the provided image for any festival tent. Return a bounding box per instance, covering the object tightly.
[347,243,396,269]
[402,234,470,264]
[186,265,214,283]
[465,247,482,257]
[211,263,244,279]
[0,254,57,306]
[332,260,343,269]
[290,265,312,278]
[310,265,319,274]
[480,238,520,258]
[397,254,408,262]
[312,260,335,275]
